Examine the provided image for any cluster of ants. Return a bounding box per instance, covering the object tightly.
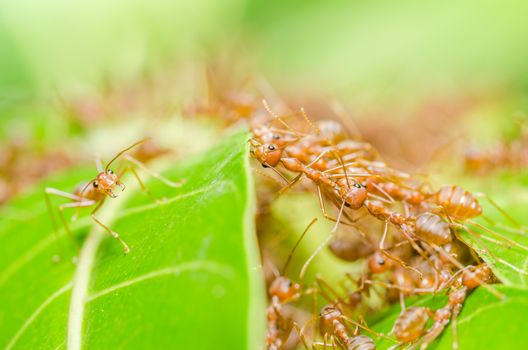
[250,101,527,350]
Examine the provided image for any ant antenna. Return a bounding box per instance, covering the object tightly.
[282,218,318,276]
[262,99,298,134]
[299,107,319,134]
[105,138,150,171]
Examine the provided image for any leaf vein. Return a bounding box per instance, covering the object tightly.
[85,260,235,303]
[5,281,72,350]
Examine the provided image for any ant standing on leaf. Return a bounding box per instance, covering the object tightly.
[44,138,184,255]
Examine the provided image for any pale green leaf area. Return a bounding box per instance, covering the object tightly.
[0,131,265,350]
[267,192,363,285]
[372,285,528,349]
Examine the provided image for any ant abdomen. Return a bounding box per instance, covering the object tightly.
[415,212,452,245]
[345,335,375,350]
[392,306,431,343]
[435,185,482,219]
[329,238,374,262]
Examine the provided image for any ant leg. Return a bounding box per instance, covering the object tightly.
[311,341,325,350]
[399,292,406,313]
[363,279,432,295]
[123,154,185,188]
[289,322,310,350]
[322,161,360,173]
[451,306,462,350]
[44,189,66,257]
[306,150,329,168]
[317,186,361,231]
[277,173,303,196]
[340,315,395,342]
[367,192,394,204]
[316,275,345,304]
[474,192,522,228]
[397,225,435,274]
[45,187,84,201]
[253,167,286,187]
[57,200,96,249]
[419,318,450,350]
[467,220,528,252]
[91,199,130,254]
[120,166,157,202]
[331,199,346,233]
[44,187,93,251]
[310,282,319,338]
[379,222,423,278]
[266,164,292,183]
[493,257,528,275]
[369,182,395,203]
[282,218,318,275]
[449,222,500,259]
[300,234,333,279]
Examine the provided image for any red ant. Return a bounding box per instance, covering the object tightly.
[44,138,184,255]
[266,218,319,350]
[387,263,496,349]
[308,303,396,349]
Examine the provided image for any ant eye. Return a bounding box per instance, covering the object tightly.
[272,134,280,140]
[378,259,385,265]
[268,144,277,151]
[287,280,292,288]
[107,169,114,174]
[93,181,99,188]
[354,183,361,188]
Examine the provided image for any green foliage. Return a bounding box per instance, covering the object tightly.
[0,131,265,350]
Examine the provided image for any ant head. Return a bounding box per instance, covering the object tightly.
[269,276,300,302]
[318,305,342,334]
[367,251,392,274]
[252,143,283,168]
[93,169,122,198]
[339,180,367,209]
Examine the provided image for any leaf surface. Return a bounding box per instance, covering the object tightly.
[0,131,265,350]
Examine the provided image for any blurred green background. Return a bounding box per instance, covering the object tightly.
[2,0,528,100]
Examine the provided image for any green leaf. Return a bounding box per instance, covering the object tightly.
[0,131,265,350]
[372,285,528,349]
